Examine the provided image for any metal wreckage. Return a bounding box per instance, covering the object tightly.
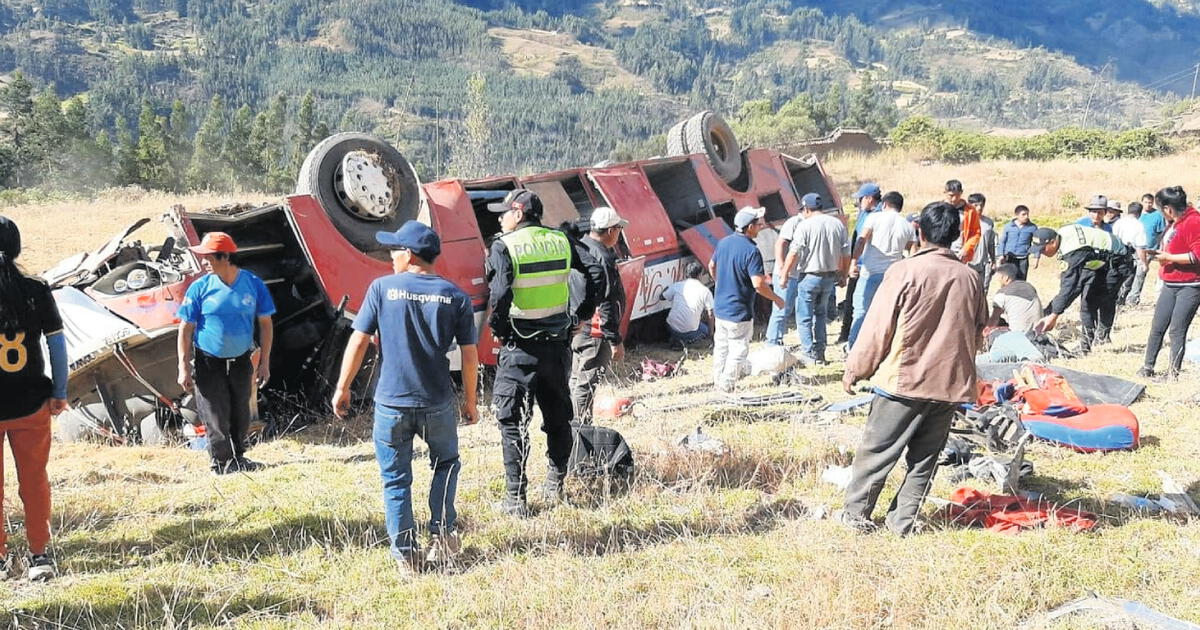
[45,111,842,445]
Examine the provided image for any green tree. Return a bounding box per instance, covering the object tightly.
[135,100,172,189]
[224,104,257,190]
[28,86,67,179]
[187,94,227,190]
[448,73,493,179]
[115,116,139,185]
[166,99,192,191]
[290,90,316,174]
[0,72,35,186]
[260,94,290,192]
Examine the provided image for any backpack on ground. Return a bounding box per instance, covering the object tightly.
[567,423,634,479]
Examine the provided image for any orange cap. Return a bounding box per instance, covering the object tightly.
[189,232,238,254]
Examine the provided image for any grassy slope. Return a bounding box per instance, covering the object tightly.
[1,157,1199,628]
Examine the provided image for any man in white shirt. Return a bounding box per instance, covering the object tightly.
[780,193,850,363]
[847,191,916,348]
[766,208,807,345]
[662,262,714,347]
[1109,200,1149,306]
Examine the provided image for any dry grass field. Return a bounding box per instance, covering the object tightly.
[1,157,1199,629]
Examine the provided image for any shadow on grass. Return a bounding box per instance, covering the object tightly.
[456,496,809,568]
[3,583,326,629]
[57,514,386,574]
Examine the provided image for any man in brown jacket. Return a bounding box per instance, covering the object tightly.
[840,201,988,535]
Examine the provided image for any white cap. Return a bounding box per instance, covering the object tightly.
[734,206,766,229]
[590,206,629,229]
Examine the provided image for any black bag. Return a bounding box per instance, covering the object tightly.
[567,423,634,479]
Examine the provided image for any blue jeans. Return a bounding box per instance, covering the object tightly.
[373,400,461,558]
[669,320,710,345]
[848,271,884,349]
[797,273,836,359]
[765,275,801,345]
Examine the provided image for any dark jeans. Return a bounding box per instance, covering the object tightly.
[1143,284,1200,375]
[493,339,575,500]
[669,320,710,346]
[373,400,460,558]
[843,395,956,535]
[570,334,612,425]
[1002,254,1029,281]
[193,350,254,468]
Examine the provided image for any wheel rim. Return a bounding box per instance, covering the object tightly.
[334,151,397,221]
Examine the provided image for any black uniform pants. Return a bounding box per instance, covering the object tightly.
[493,339,575,499]
[193,351,254,467]
[1080,255,1133,350]
[843,395,956,536]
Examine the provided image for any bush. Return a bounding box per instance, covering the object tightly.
[890,117,1173,163]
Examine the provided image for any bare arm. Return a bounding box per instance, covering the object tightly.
[331,330,372,418]
[256,315,273,386]
[778,251,798,288]
[752,274,785,308]
[459,344,479,425]
[177,322,195,392]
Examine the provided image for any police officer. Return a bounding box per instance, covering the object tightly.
[1031,224,1134,353]
[569,206,628,425]
[486,190,600,516]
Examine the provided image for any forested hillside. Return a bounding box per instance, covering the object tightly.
[0,0,1183,194]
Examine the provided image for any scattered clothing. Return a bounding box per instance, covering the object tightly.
[945,487,1098,534]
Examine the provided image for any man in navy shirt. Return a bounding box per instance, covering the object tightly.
[332,220,478,572]
[177,232,275,475]
[996,205,1039,280]
[707,206,785,392]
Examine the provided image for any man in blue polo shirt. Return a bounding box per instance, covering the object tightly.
[996,205,1039,280]
[177,232,275,475]
[708,206,785,392]
[332,220,478,572]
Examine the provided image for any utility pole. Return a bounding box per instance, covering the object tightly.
[1191,63,1198,100]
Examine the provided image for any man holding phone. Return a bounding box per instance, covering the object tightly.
[332,221,479,572]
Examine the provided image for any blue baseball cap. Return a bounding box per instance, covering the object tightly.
[376,220,441,262]
[852,183,881,200]
[801,192,822,209]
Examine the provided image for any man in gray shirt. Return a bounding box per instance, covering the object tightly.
[779,193,850,363]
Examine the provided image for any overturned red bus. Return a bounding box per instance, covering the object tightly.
[47,112,841,443]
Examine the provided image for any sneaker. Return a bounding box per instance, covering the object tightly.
[1136,366,1155,379]
[425,531,463,565]
[1153,370,1180,383]
[494,496,530,518]
[26,553,55,582]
